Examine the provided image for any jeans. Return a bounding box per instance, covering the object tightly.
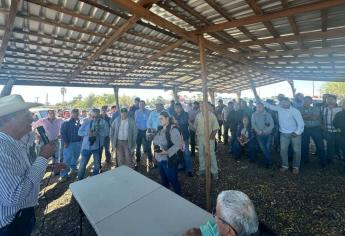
[190,130,196,156]
[280,133,301,169]
[233,139,256,161]
[158,161,181,195]
[60,141,82,177]
[223,123,230,144]
[0,207,35,236]
[135,129,153,162]
[183,139,192,172]
[324,131,338,162]
[116,140,135,168]
[257,135,273,165]
[301,127,326,165]
[217,120,223,141]
[198,138,218,174]
[52,139,61,164]
[101,136,112,163]
[77,149,101,180]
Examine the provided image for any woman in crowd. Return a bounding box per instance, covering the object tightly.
[153,111,182,195]
[233,116,256,161]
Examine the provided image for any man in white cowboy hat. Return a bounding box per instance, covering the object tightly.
[0,95,62,236]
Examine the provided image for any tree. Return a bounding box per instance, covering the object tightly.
[322,82,345,99]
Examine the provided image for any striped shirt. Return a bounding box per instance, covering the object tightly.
[322,106,342,132]
[0,132,48,228]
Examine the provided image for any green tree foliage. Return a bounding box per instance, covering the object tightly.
[322,82,345,99]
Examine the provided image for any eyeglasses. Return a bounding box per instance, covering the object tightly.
[212,208,239,236]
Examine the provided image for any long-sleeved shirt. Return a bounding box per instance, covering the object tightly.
[188,108,199,123]
[300,106,321,127]
[78,118,109,150]
[251,111,274,135]
[0,132,48,228]
[134,109,151,131]
[194,111,220,137]
[262,101,304,135]
[60,118,82,144]
[322,106,342,133]
[33,117,63,141]
[147,109,165,131]
[174,111,190,141]
[334,110,345,136]
[153,126,182,162]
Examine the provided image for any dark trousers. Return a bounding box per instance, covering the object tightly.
[257,135,272,165]
[217,120,223,141]
[190,130,196,156]
[302,127,326,165]
[136,129,152,162]
[223,123,230,144]
[324,131,338,162]
[233,139,256,160]
[338,135,345,158]
[0,207,35,236]
[228,129,237,152]
[158,161,181,195]
[101,136,112,163]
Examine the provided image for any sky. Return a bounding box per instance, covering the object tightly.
[0,80,325,104]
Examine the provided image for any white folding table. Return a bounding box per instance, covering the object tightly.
[70,166,212,236]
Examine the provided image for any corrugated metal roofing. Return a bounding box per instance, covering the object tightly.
[0,0,344,93]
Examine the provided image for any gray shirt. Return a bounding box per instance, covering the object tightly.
[251,111,274,135]
[153,126,182,162]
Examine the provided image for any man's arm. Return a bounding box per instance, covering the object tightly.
[293,109,305,135]
[78,120,89,137]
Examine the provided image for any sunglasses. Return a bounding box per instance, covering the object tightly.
[212,208,239,235]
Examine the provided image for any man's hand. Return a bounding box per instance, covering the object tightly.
[184,228,202,236]
[39,143,56,159]
[47,163,67,172]
[291,132,298,137]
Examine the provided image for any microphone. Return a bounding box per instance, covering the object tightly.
[37,126,50,145]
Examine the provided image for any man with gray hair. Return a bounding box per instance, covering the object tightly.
[184,190,260,236]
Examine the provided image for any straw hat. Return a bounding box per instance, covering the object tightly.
[0,94,42,117]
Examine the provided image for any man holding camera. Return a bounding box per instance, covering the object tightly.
[0,95,63,236]
[77,109,109,180]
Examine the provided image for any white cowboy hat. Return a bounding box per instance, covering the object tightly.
[0,94,42,117]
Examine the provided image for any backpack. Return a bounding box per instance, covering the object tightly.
[165,124,184,167]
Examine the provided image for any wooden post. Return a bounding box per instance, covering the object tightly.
[173,86,179,101]
[287,80,296,97]
[113,87,119,109]
[236,91,241,102]
[198,35,211,211]
[0,78,16,97]
[209,89,215,105]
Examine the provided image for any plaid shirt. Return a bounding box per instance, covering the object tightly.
[322,106,342,132]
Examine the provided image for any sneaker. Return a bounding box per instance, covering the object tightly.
[292,168,300,175]
[197,170,205,177]
[212,173,219,180]
[280,167,288,172]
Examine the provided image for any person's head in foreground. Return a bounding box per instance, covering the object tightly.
[120,106,128,120]
[184,190,259,236]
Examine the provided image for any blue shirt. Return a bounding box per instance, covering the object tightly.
[174,111,190,140]
[60,118,82,144]
[111,111,120,124]
[78,118,109,150]
[147,109,165,130]
[134,109,151,130]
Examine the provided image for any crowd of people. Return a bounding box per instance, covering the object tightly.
[0,89,344,235]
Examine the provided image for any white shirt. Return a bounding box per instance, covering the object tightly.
[118,119,129,141]
[263,101,304,135]
[0,132,48,227]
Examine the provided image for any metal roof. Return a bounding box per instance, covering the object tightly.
[0,0,344,93]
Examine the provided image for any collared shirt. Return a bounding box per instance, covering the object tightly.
[60,118,82,144]
[0,132,48,228]
[300,106,321,127]
[78,118,109,150]
[262,101,304,135]
[194,111,220,137]
[33,117,63,141]
[322,106,342,132]
[147,109,165,131]
[134,109,151,131]
[118,119,129,141]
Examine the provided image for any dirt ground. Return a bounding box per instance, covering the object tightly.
[32,143,345,236]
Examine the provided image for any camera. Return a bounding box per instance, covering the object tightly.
[154,145,162,153]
